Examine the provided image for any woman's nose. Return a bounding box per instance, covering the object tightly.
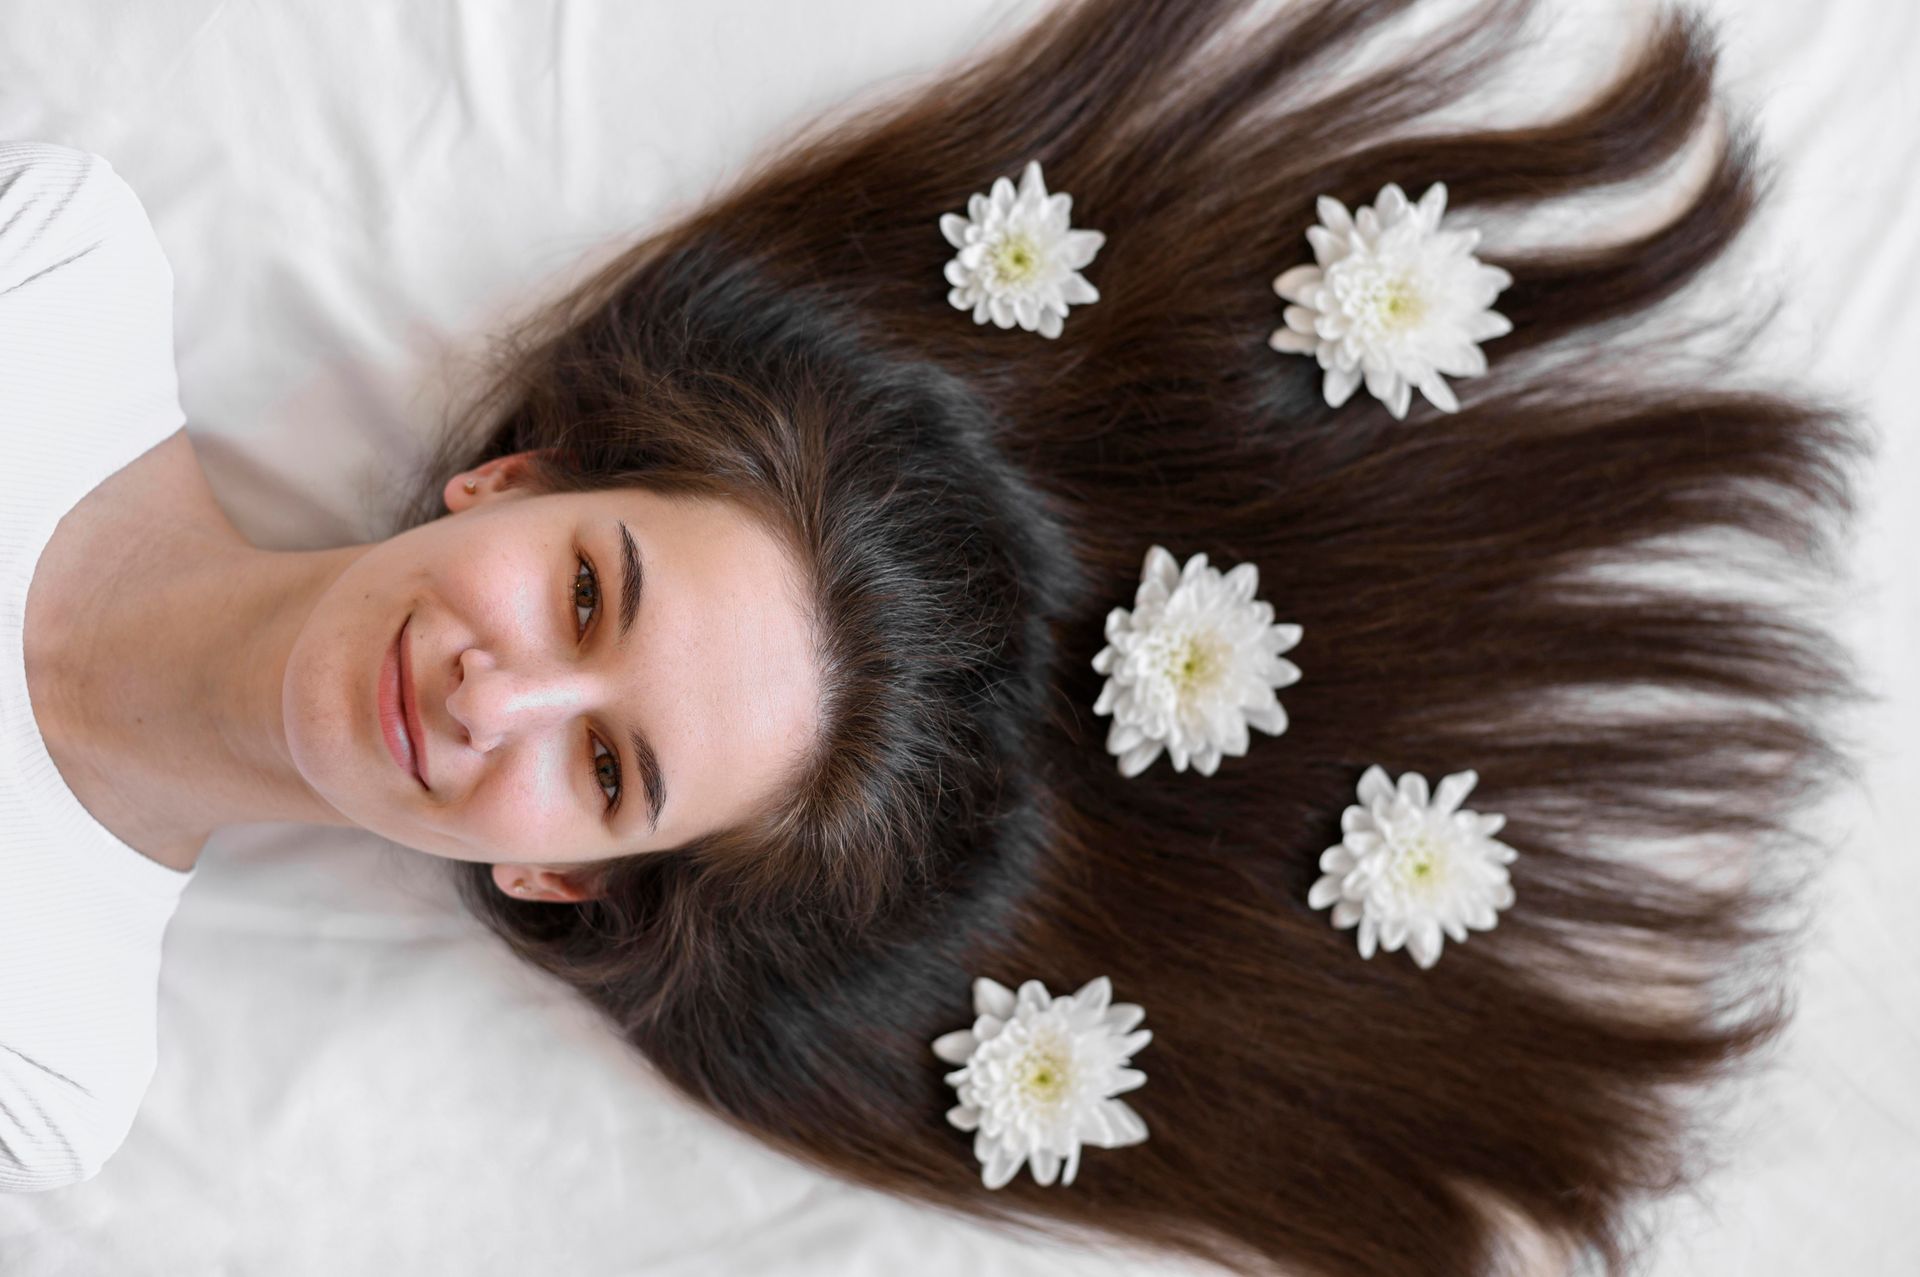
[446,648,593,753]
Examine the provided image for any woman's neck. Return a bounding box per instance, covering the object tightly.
[24,430,363,870]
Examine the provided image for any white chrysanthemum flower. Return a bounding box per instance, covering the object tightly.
[940,159,1105,339]
[1269,182,1513,419]
[930,975,1151,1190]
[1091,545,1303,778]
[1308,765,1519,969]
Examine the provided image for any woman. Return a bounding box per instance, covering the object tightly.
[0,0,1871,1273]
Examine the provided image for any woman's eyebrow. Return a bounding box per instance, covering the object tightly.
[610,520,666,833]
[614,520,644,645]
[623,724,665,835]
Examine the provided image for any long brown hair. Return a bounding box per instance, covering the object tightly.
[389,1,1873,1272]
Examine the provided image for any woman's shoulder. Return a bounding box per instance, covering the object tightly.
[0,140,185,477]
[0,140,171,301]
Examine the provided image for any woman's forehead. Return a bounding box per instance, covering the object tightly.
[577,486,820,839]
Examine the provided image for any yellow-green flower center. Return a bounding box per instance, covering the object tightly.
[1331,257,1429,337]
[1392,829,1445,891]
[1373,276,1424,329]
[1016,1042,1072,1108]
[989,232,1043,285]
[1162,633,1222,694]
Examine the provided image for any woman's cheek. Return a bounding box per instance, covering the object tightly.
[475,762,579,857]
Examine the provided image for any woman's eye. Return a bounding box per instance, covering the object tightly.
[572,555,599,638]
[573,554,621,813]
[590,734,622,812]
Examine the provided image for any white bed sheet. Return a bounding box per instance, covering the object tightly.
[0,1,1913,1273]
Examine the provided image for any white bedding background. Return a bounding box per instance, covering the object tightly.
[1,1,1915,1273]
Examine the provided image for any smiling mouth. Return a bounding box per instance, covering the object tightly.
[379,615,427,790]
[399,615,429,788]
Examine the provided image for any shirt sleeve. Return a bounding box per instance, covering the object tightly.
[0,1046,142,1192]
[0,140,186,440]
[0,844,178,1193]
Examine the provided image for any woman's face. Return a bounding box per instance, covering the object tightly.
[281,452,821,900]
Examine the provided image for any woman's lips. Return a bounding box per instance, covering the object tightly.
[378,617,426,789]
[399,616,430,788]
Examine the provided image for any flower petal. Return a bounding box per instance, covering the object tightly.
[1305,224,1341,265]
[931,1029,977,1064]
[1270,327,1318,354]
[1417,370,1459,413]
[1432,341,1489,378]
[1323,365,1362,408]
[1143,544,1179,588]
[1016,979,1053,1015]
[1380,916,1409,952]
[1103,1099,1150,1146]
[1283,304,1320,334]
[1376,182,1410,223]
[973,977,1017,1019]
[1314,195,1354,237]
[1073,975,1113,1017]
[1409,919,1444,969]
[1059,273,1099,305]
[1363,364,1397,405]
[982,1139,1023,1190]
[1386,377,1412,420]
[1357,765,1394,807]
[1061,1143,1084,1185]
[1017,159,1047,203]
[1243,699,1287,735]
[1467,309,1513,342]
[1433,769,1479,816]
[1062,228,1106,269]
[1274,263,1322,302]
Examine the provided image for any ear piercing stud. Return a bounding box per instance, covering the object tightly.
[463,478,478,493]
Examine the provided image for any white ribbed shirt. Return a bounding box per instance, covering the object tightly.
[0,141,197,1192]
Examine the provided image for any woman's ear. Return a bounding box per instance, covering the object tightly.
[490,861,600,904]
[442,450,545,514]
